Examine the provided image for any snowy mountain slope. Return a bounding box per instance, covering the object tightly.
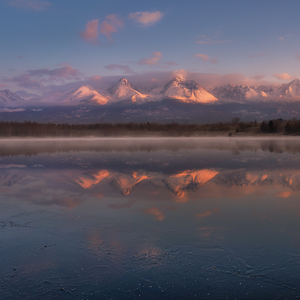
[63,85,110,105]
[0,90,24,103]
[160,77,218,103]
[212,79,300,102]
[211,84,264,102]
[107,78,149,103]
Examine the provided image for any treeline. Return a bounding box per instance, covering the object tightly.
[260,118,300,134]
[0,119,299,137]
[0,120,259,137]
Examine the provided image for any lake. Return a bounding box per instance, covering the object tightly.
[0,137,300,299]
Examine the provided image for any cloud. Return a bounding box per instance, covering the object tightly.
[104,64,135,74]
[0,108,25,113]
[278,36,284,41]
[89,75,102,81]
[251,75,265,81]
[196,35,229,45]
[196,208,220,218]
[249,52,266,59]
[210,58,219,64]
[129,11,163,26]
[100,14,123,42]
[0,84,9,88]
[296,54,300,60]
[194,53,210,61]
[4,74,42,89]
[79,19,100,45]
[3,65,81,90]
[80,14,123,45]
[138,51,162,66]
[28,65,80,80]
[8,0,51,11]
[273,73,295,80]
[142,207,164,221]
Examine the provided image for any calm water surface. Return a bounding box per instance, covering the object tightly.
[1,137,300,299]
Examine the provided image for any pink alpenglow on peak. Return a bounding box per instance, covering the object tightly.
[65,85,109,105]
[160,77,218,103]
[107,77,149,103]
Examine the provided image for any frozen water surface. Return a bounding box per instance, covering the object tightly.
[1,137,300,299]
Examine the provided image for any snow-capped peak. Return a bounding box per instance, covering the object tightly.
[107,78,149,103]
[65,85,109,105]
[0,89,24,103]
[160,77,218,103]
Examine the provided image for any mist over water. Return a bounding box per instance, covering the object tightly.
[1,137,300,299]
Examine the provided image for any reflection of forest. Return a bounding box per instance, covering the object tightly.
[0,137,300,156]
[0,119,300,138]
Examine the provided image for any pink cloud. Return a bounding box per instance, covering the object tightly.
[210,58,219,64]
[142,207,164,221]
[273,73,295,80]
[196,35,230,45]
[28,65,80,79]
[138,52,162,66]
[0,84,9,88]
[8,0,51,11]
[129,11,164,26]
[4,74,42,89]
[249,52,266,59]
[79,19,100,45]
[80,15,123,44]
[252,75,265,81]
[194,53,210,61]
[89,75,102,81]
[104,64,135,74]
[278,36,284,41]
[99,14,123,43]
[296,54,300,60]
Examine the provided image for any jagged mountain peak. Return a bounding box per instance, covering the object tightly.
[107,77,136,94]
[160,77,218,103]
[64,85,109,105]
[0,89,24,102]
[107,78,148,103]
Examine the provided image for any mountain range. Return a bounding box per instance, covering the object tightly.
[3,77,300,106]
[1,77,300,123]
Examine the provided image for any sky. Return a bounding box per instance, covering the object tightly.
[1,0,300,97]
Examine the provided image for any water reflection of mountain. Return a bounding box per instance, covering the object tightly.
[1,166,300,210]
[1,137,300,156]
[70,168,300,200]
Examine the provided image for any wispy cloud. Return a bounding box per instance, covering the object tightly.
[273,73,295,80]
[3,65,81,89]
[210,58,219,64]
[196,35,229,45]
[249,52,266,59]
[251,75,265,81]
[194,53,210,61]
[142,207,164,221]
[80,14,123,45]
[100,14,123,43]
[129,11,164,26]
[89,75,102,81]
[194,53,218,64]
[138,52,162,66]
[104,64,135,74]
[8,0,51,11]
[278,36,284,41]
[4,74,42,89]
[28,65,80,79]
[79,19,100,45]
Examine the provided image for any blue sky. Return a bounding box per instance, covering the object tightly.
[1,0,300,95]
